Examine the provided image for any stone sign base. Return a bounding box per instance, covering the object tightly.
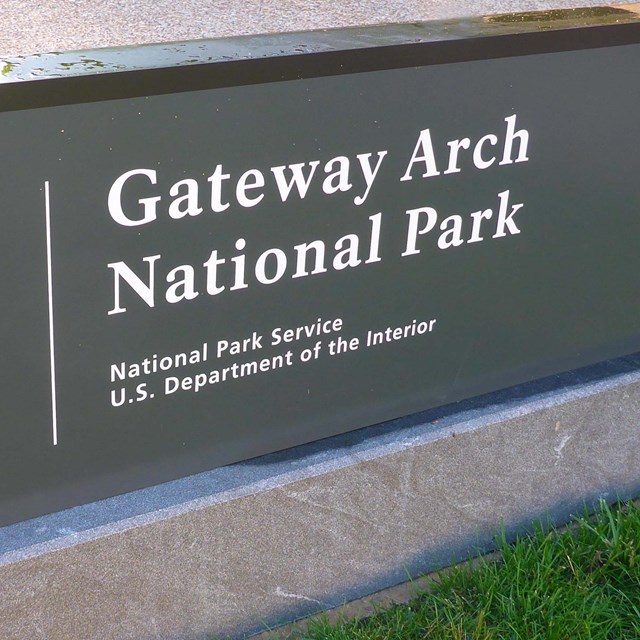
[1,354,639,640]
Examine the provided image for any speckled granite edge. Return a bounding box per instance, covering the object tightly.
[2,352,639,568]
[1,354,639,639]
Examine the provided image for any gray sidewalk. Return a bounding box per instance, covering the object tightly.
[0,0,620,56]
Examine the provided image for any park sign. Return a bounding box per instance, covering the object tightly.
[1,7,640,525]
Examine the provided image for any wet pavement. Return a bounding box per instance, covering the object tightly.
[0,0,619,56]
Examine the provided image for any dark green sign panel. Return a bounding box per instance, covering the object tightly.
[1,14,640,525]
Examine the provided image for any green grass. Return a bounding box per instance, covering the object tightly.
[301,500,640,640]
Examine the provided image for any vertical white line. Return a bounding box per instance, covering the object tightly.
[45,181,58,446]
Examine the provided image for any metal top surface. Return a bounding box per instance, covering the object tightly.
[0,4,639,84]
